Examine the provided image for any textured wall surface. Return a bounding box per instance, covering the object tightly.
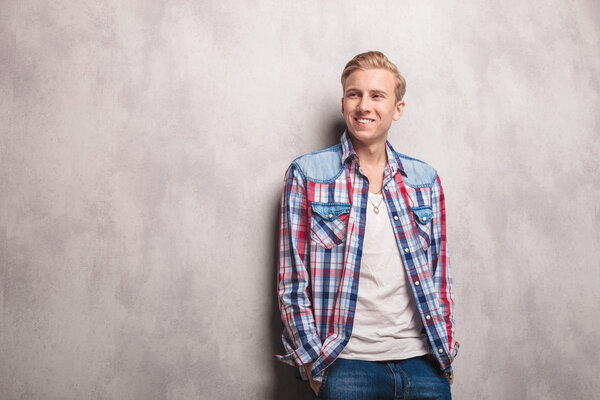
[2,1,599,399]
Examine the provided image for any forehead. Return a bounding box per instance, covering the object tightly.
[344,68,395,92]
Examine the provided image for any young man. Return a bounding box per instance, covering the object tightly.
[276,51,458,399]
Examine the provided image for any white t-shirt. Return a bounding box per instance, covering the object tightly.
[338,191,429,361]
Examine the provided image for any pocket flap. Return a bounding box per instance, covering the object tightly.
[411,206,433,225]
[311,202,351,221]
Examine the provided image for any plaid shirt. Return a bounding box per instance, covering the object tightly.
[276,132,458,382]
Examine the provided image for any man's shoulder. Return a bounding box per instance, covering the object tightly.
[290,144,344,183]
[286,143,440,187]
[393,151,438,188]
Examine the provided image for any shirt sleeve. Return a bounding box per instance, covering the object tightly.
[276,162,322,369]
[430,174,459,361]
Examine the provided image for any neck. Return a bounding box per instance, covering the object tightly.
[350,136,388,169]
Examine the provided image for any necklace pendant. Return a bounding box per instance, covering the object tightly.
[373,206,380,214]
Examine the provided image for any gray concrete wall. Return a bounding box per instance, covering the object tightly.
[2,1,599,399]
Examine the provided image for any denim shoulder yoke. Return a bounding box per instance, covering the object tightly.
[291,143,438,188]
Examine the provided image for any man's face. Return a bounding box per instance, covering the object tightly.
[341,68,405,145]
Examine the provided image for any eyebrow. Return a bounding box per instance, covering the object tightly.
[370,89,388,96]
[345,88,389,96]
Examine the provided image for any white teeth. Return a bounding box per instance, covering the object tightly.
[357,118,372,123]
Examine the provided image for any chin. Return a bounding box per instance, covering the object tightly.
[348,129,381,143]
[352,120,393,139]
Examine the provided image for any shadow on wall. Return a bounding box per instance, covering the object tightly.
[269,119,346,400]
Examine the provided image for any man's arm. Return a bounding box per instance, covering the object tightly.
[277,162,322,376]
[430,175,459,361]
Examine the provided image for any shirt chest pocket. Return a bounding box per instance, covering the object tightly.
[411,206,433,251]
[310,202,351,249]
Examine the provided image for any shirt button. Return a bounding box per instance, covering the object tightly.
[426,315,431,320]
[404,248,409,253]
[394,215,399,221]
[384,185,389,191]
[328,213,333,219]
[414,280,420,286]
[438,348,444,354]
[422,217,428,221]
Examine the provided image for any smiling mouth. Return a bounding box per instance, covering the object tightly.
[355,118,374,124]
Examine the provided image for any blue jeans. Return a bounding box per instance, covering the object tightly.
[314,356,451,400]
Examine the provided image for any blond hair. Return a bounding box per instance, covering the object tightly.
[341,51,406,101]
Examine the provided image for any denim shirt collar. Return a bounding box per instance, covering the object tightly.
[340,130,358,164]
[340,130,406,176]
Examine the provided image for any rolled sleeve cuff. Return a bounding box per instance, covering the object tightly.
[275,334,321,367]
[450,340,460,359]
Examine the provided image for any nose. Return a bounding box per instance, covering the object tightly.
[358,96,371,112]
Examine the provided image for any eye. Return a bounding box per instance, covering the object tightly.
[347,92,358,98]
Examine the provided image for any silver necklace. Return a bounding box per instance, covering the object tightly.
[369,191,384,215]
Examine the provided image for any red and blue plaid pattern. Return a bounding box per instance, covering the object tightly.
[276,132,458,382]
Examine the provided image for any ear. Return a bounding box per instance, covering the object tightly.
[393,100,405,121]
